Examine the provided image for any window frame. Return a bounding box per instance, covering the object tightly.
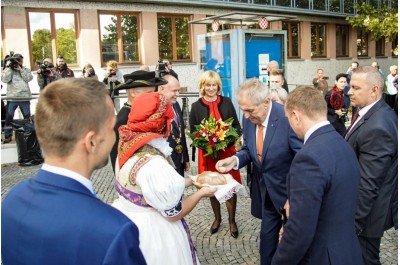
[157,13,192,63]
[375,38,385,56]
[357,30,369,57]
[26,8,79,69]
[282,21,301,58]
[336,24,349,57]
[311,23,327,58]
[98,11,141,66]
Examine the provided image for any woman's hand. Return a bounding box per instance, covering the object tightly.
[199,186,217,197]
[335,109,345,117]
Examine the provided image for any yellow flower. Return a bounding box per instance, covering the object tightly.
[217,129,227,141]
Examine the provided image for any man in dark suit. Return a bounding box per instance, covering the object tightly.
[1,79,146,265]
[110,70,167,172]
[346,66,398,265]
[272,86,363,264]
[216,78,302,265]
[158,74,190,176]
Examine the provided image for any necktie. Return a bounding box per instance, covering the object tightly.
[257,125,264,162]
[173,107,179,126]
[345,111,360,137]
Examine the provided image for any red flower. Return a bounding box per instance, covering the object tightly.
[194,133,201,138]
[209,140,215,147]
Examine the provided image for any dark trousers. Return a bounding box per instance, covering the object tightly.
[5,101,31,138]
[259,190,281,265]
[358,236,382,265]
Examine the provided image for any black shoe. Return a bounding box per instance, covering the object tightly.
[210,219,221,234]
[230,222,239,239]
[3,136,12,143]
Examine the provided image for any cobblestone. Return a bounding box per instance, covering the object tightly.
[1,161,398,264]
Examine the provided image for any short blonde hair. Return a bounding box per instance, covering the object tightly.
[106,60,118,69]
[198,70,222,96]
[35,78,112,157]
[389,65,398,72]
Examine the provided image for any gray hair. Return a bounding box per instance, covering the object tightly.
[353,66,384,93]
[237,78,270,105]
[269,86,288,103]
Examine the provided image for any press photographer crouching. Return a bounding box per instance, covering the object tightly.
[37,58,61,90]
[1,53,33,143]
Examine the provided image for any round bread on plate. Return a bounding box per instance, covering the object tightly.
[192,171,227,188]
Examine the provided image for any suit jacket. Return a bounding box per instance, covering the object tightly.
[168,102,189,176]
[110,103,131,172]
[236,101,302,213]
[1,170,146,265]
[272,124,363,265]
[346,98,398,237]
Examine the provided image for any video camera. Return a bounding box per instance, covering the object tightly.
[36,60,55,76]
[2,51,21,70]
[155,58,169,78]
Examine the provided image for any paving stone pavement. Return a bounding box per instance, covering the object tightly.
[1,160,398,265]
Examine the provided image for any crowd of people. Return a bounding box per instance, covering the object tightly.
[1,54,398,265]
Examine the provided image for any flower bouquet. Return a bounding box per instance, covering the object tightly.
[190,116,239,159]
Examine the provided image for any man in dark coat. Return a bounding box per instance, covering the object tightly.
[158,74,190,176]
[346,66,398,265]
[272,86,362,265]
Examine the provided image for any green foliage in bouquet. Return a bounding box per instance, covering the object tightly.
[190,116,239,159]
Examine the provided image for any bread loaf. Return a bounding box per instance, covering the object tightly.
[197,171,227,186]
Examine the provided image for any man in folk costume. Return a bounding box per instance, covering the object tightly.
[112,92,216,265]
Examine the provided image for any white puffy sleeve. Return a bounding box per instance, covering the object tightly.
[136,156,185,217]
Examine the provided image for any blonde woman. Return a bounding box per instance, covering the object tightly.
[189,70,242,238]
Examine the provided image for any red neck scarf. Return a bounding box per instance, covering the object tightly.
[329,85,344,110]
[118,92,174,168]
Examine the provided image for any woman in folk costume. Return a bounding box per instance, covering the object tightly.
[325,73,350,137]
[112,92,216,265]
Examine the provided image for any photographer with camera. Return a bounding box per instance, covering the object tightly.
[325,73,350,137]
[56,55,75,78]
[103,60,123,112]
[37,58,61,90]
[312,68,329,96]
[1,53,33,143]
[81,63,98,80]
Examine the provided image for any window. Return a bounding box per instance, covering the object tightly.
[375,38,385,56]
[344,0,355,14]
[336,25,349,57]
[311,23,326,57]
[295,0,309,9]
[99,12,140,64]
[357,30,368,57]
[158,14,191,61]
[276,0,291,7]
[27,10,78,67]
[391,36,398,56]
[329,0,340,12]
[313,0,326,10]
[282,21,300,58]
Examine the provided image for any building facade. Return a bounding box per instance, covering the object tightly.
[1,0,398,94]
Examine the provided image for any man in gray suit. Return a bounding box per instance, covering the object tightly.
[346,66,398,265]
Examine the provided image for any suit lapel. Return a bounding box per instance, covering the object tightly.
[260,103,278,165]
[346,99,385,141]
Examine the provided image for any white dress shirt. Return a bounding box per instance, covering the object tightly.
[42,163,95,194]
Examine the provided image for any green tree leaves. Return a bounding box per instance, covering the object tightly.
[346,3,398,54]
